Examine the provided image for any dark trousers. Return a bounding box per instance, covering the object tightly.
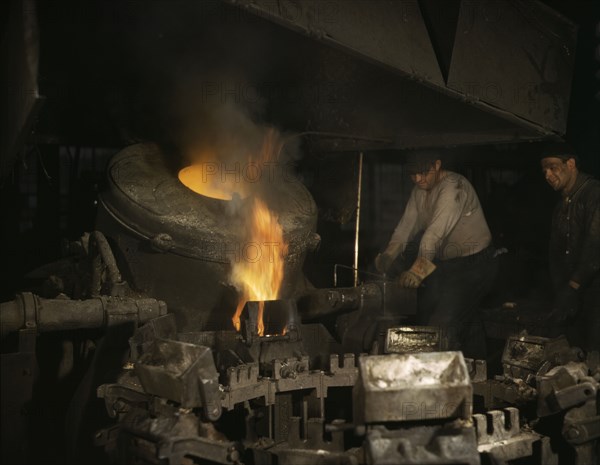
[569,279,600,353]
[417,246,498,359]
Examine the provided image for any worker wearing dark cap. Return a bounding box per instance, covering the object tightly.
[540,142,600,352]
[375,150,497,357]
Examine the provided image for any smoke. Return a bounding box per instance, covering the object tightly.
[120,1,307,280]
[119,1,303,168]
[162,67,301,313]
[117,0,308,206]
[171,73,268,166]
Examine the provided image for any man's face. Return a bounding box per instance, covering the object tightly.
[541,157,576,192]
[410,160,441,190]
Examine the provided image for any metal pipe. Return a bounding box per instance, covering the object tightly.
[334,263,382,288]
[0,293,167,338]
[92,231,122,285]
[297,283,417,321]
[354,152,364,287]
[90,230,125,296]
[297,283,382,321]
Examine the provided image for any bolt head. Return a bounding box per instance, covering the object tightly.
[566,428,580,439]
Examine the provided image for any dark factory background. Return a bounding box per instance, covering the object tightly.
[1,1,599,464]
[2,0,598,299]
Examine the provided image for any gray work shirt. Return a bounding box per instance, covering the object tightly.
[385,171,492,262]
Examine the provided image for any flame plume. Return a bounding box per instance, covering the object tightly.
[230,129,288,335]
[177,127,289,336]
[230,197,288,335]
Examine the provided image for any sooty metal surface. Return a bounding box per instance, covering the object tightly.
[96,143,318,331]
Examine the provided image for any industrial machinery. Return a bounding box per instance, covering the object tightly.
[1,0,596,462]
[2,143,598,465]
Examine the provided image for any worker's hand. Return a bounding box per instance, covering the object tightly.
[398,270,422,288]
[397,256,436,288]
[375,252,394,274]
[548,284,580,324]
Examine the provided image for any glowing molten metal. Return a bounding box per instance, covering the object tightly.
[178,129,289,336]
[178,149,249,201]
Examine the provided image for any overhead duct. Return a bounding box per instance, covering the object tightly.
[1,0,577,171]
[217,0,577,149]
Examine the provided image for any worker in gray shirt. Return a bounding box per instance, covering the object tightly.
[376,150,497,357]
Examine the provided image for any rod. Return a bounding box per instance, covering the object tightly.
[354,152,364,287]
[0,293,167,338]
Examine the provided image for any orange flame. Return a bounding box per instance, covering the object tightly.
[229,129,288,336]
[178,128,288,335]
[235,129,289,335]
[230,197,288,335]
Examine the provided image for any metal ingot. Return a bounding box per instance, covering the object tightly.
[354,351,472,423]
[384,326,447,354]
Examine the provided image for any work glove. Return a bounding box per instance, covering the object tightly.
[548,284,580,324]
[375,252,394,274]
[398,256,436,288]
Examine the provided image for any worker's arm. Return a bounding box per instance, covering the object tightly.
[571,187,600,287]
[398,179,466,288]
[375,189,420,274]
[551,186,600,321]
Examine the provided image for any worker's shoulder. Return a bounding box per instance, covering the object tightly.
[577,174,600,207]
[585,175,600,188]
[441,171,472,189]
[581,174,600,195]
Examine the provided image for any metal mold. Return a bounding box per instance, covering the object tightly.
[354,352,472,423]
[474,408,542,463]
[366,423,480,465]
[135,338,221,419]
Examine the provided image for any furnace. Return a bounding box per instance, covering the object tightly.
[95,142,319,331]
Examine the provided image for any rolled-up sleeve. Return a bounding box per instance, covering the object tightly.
[385,189,419,259]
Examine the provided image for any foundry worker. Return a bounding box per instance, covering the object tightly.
[375,150,497,356]
[540,142,600,352]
